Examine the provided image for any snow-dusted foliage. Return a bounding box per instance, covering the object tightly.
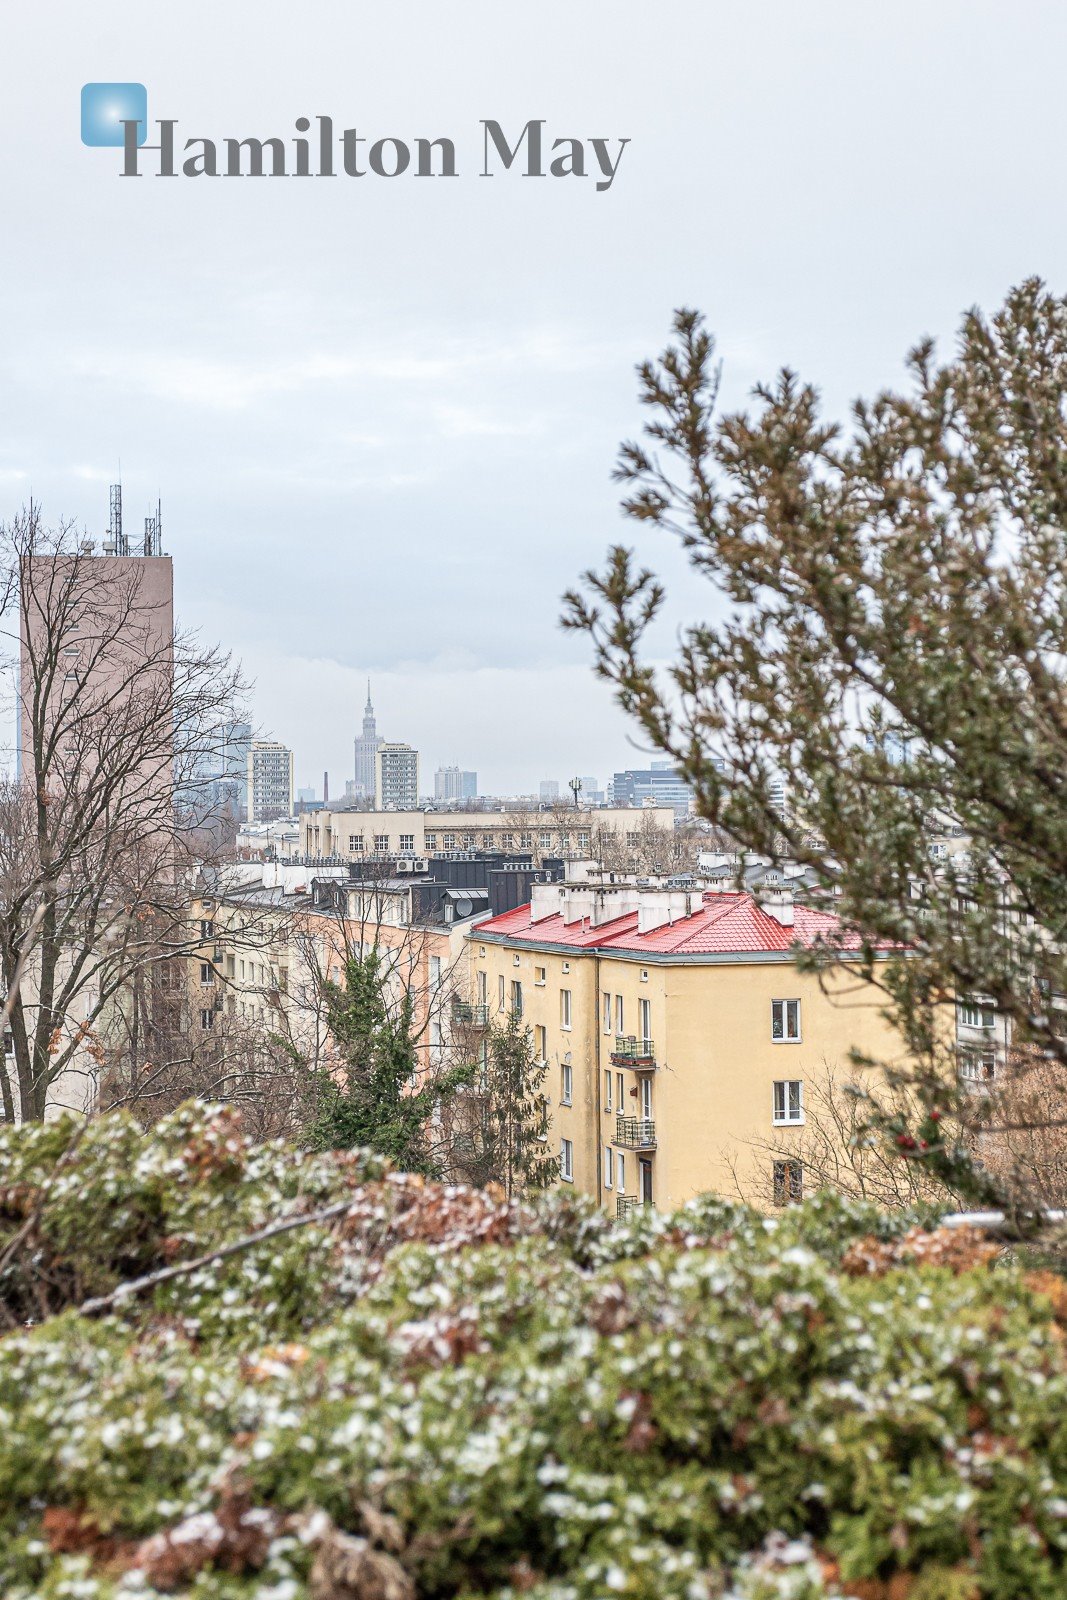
[1,1103,1065,1598]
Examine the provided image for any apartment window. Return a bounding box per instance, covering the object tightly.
[604,1145,613,1189]
[200,1008,215,1031]
[540,831,552,849]
[498,975,506,1011]
[626,832,639,847]
[200,962,215,986]
[534,1024,547,1062]
[560,988,572,1029]
[513,953,521,966]
[639,1078,652,1120]
[602,992,612,1033]
[562,961,570,974]
[535,965,546,987]
[430,1018,443,1055]
[616,1152,626,1193]
[425,833,438,852]
[772,1159,804,1206]
[772,1080,804,1124]
[961,1053,997,1083]
[520,832,533,850]
[239,959,246,980]
[200,918,215,940]
[615,995,624,1034]
[502,832,514,849]
[958,998,996,1031]
[560,1138,574,1182]
[561,1063,573,1105]
[510,979,523,1017]
[639,998,651,1042]
[559,833,570,851]
[640,968,649,983]
[577,831,590,851]
[771,999,801,1042]
[399,834,415,852]
[374,834,389,853]
[463,832,476,849]
[616,1071,625,1111]
[604,1069,613,1112]
[429,955,442,988]
[477,970,487,1005]
[444,833,456,850]
[481,834,493,850]
[348,834,364,852]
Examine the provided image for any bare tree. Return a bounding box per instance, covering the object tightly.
[727,1061,967,1211]
[0,506,246,1121]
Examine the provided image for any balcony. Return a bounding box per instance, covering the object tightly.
[452,1000,490,1029]
[610,1035,656,1068]
[616,1195,650,1220]
[614,1115,657,1150]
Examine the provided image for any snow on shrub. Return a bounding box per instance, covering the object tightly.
[1,1102,1065,1599]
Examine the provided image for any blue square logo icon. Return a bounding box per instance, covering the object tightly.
[81,82,147,147]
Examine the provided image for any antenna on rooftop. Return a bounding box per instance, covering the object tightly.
[143,497,162,557]
[108,482,128,556]
[568,776,583,809]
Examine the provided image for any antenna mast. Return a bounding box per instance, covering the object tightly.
[108,483,128,556]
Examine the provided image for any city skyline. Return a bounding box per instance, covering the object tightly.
[5,2,1065,790]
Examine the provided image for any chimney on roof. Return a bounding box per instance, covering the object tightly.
[761,887,795,927]
[636,888,703,935]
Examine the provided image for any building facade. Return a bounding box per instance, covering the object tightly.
[302,806,676,866]
[247,740,295,823]
[610,762,693,819]
[375,742,420,810]
[469,880,906,1214]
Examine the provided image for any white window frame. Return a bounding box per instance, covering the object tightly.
[604,1144,613,1189]
[602,992,612,1033]
[604,1068,613,1113]
[771,998,801,1042]
[560,1137,574,1182]
[560,988,572,1030]
[616,1151,626,1193]
[561,1062,573,1105]
[772,1079,804,1125]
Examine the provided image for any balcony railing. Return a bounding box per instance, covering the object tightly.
[616,1195,648,1220]
[452,1000,490,1028]
[610,1035,656,1068]
[614,1115,657,1150]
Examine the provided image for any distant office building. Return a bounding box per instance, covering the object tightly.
[297,787,316,804]
[610,762,693,819]
[353,682,384,801]
[539,780,560,801]
[376,742,419,810]
[578,775,605,806]
[435,765,478,801]
[247,740,295,823]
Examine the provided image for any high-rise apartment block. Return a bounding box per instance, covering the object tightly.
[375,742,419,810]
[247,740,295,823]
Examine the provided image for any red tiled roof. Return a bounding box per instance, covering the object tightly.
[475,891,875,958]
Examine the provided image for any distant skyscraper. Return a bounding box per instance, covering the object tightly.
[435,765,477,801]
[539,780,560,801]
[610,765,693,819]
[353,681,384,800]
[376,742,419,810]
[247,740,295,822]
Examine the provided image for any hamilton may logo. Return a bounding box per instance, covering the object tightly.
[80,83,630,192]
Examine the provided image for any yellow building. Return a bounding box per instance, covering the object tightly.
[470,878,909,1213]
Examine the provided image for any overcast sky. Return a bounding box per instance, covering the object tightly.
[2,1,1066,794]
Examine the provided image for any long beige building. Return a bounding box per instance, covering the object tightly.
[302,806,675,866]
